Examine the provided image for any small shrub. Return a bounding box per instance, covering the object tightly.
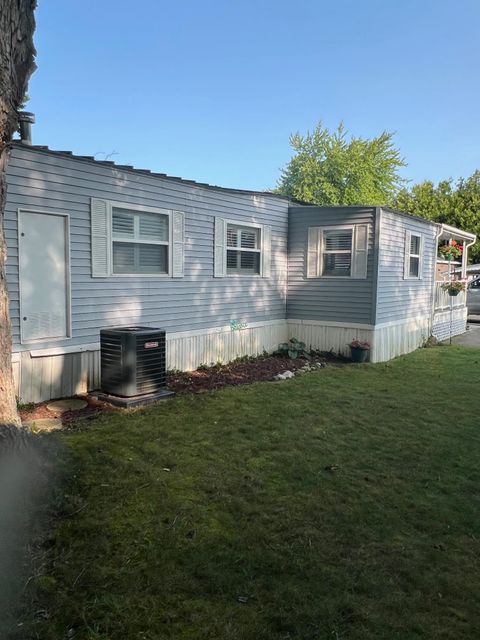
[196,363,211,372]
[422,335,440,348]
[275,337,310,360]
[310,348,347,361]
[16,397,35,412]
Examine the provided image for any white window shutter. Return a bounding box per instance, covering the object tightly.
[404,230,411,279]
[352,224,368,279]
[262,225,272,278]
[214,217,226,277]
[91,198,110,277]
[307,227,319,278]
[172,211,185,278]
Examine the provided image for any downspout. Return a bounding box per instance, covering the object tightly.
[462,237,476,279]
[430,224,444,335]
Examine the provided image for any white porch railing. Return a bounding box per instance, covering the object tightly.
[434,282,467,311]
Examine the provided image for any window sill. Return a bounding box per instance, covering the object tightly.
[109,273,171,278]
[226,274,262,278]
[309,275,364,280]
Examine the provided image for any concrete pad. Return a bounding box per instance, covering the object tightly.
[24,418,63,432]
[445,324,480,348]
[46,398,88,414]
[95,389,175,408]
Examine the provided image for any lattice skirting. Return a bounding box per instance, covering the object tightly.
[432,307,468,342]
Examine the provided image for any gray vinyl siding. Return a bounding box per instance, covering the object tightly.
[287,206,377,324]
[375,208,437,324]
[5,146,289,352]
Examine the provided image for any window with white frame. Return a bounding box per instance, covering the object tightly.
[405,232,422,279]
[321,228,353,277]
[226,223,261,275]
[307,224,368,279]
[111,207,169,274]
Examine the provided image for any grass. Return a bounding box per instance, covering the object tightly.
[16,346,480,639]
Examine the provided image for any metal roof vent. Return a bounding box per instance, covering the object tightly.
[18,111,35,145]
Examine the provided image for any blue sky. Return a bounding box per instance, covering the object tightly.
[27,0,479,191]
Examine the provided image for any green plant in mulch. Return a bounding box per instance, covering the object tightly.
[274,337,310,359]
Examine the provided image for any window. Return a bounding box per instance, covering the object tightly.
[226,224,261,275]
[307,225,368,279]
[405,232,423,279]
[111,207,169,274]
[321,228,353,277]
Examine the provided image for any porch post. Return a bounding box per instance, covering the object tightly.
[461,240,467,279]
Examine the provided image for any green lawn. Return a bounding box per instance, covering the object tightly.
[18,346,480,639]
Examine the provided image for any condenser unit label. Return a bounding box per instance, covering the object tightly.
[144,341,159,349]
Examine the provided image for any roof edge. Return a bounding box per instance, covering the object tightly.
[10,141,292,202]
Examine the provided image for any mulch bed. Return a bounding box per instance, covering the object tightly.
[19,396,119,427]
[19,354,348,426]
[167,354,344,394]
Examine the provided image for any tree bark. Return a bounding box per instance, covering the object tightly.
[0,1,37,440]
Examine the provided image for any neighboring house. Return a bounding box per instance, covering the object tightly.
[4,139,476,403]
[453,263,480,277]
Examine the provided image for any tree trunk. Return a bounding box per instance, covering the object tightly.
[0,0,37,441]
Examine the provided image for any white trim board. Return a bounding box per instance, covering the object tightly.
[288,315,436,331]
[28,343,101,358]
[287,319,374,330]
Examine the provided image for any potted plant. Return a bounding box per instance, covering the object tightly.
[438,240,463,261]
[349,339,370,363]
[440,280,467,297]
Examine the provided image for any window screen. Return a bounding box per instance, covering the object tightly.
[322,229,353,276]
[408,233,421,278]
[226,224,261,275]
[112,208,169,274]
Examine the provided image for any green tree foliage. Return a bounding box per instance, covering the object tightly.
[393,171,480,262]
[276,122,406,205]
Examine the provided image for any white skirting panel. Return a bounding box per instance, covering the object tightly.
[370,316,431,363]
[166,320,288,371]
[432,307,467,342]
[12,320,288,403]
[287,320,374,358]
[13,310,467,404]
[288,316,438,363]
[15,349,101,404]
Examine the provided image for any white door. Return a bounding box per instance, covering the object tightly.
[19,211,70,342]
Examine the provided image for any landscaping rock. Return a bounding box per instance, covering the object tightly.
[274,370,295,381]
[296,362,326,375]
[46,398,88,414]
[24,418,63,432]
